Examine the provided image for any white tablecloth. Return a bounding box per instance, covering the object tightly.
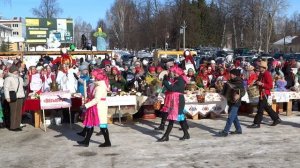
[139,93,227,117]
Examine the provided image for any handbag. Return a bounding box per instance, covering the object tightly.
[9,78,20,102]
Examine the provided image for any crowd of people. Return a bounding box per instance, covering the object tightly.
[0,48,300,146]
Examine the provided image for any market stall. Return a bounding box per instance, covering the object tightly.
[22,93,82,128]
[269,91,300,116]
[246,91,300,116]
[139,92,227,118]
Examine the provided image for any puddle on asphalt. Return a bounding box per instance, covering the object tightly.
[77,151,97,157]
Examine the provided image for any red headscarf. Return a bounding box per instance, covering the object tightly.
[169,66,189,84]
[234,60,241,67]
[156,66,163,73]
[91,68,109,88]
[148,66,156,73]
[135,67,142,74]
[111,66,120,75]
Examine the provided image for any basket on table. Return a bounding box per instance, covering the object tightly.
[153,100,162,110]
[196,94,205,103]
[186,82,197,91]
[247,86,259,98]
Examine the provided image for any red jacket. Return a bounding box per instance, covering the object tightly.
[247,72,258,86]
[51,54,75,66]
[258,71,273,97]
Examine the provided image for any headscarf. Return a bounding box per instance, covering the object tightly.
[234,60,241,67]
[148,66,156,73]
[111,66,120,75]
[169,66,189,84]
[156,66,163,73]
[91,68,109,88]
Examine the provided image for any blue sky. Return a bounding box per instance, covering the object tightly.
[0,0,115,28]
[0,0,299,28]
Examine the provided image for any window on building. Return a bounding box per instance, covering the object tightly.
[12,24,19,27]
[13,32,19,35]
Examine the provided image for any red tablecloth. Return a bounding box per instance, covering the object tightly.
[22,97,82,114]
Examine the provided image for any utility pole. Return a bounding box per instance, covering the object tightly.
[181,20,187,50]
[283,18,287,53]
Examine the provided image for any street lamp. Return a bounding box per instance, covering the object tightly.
[165,32,169,51]
[180,20,187,50]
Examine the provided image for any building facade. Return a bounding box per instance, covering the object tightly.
[0,24,13,47]
[0,17,24,38]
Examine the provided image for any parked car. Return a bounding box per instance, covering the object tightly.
[121,54,135,65]
[288,53,300,62]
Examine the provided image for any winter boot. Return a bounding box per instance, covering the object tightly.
[154,112,167,130]
[179,120,190,140]
[77,127,87,137]
[157,121,174,142]
[77,127,93,147]
[99,128,111,147]
[179,119,189,130]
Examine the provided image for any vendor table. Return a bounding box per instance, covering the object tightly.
[139,93,227,118]
[269,91,300,116]
[247,91,300,116]
[106,95,137,123]
[22,97,82,128]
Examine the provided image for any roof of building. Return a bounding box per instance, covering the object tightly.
[273,36,298,45]
[0,23,13,30]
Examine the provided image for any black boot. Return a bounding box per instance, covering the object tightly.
[99,128,111,147]
[179,119,189,130]
[179,120,190,140]
[77,127,87,137]
[154,112,167,131]
[157,121,173,142]
[96,130,103,136]
[77,127,93,147]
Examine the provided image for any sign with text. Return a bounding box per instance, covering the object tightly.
[25,17,74,44]
[40,91,71,110]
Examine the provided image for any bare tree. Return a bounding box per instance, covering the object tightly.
[74,18,93,48]
[32,0,63,18]
[264,0,287,53]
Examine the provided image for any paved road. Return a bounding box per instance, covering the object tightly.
[1,113,300,168]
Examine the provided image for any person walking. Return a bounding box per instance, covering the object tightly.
[157,66,190,142]
[248,60,281,128]
[77,68,111,147]
[4,65,25,131]
[218,69,245,137]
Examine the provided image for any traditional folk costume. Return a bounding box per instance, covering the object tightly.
[157,66,190,142]
[196,68,210,88]
[77,69,111,147]
[248,61,281,128]
[56,65,78,94]
[51,50,76,67]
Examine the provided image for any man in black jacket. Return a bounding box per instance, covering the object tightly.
[218,69,245,137]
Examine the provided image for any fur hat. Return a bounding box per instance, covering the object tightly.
[230,69,241,76]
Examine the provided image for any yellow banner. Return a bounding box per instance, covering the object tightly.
[26,19,40,26]
[26,39,47,43]
[29,31,47,35]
